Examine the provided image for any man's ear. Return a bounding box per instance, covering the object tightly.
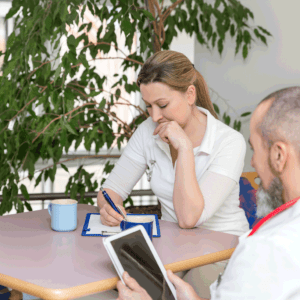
[269,141,288,174]
[187,85,196,105]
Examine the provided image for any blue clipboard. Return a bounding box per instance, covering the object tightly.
[82,213,161,237]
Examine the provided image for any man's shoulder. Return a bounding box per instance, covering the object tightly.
[257,201,300,239]
[239,206,300,259]
[272,206,300,247]
[214,206,300,299]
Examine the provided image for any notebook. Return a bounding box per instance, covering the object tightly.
[82,213,161,237]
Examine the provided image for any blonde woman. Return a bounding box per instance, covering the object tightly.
[96,50,249,299]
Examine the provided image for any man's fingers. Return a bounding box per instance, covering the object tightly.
[167,269,198,298]
[122,272,143,292]
[167,269,183,287]
[117,279,126,290]
[117,280,131,299]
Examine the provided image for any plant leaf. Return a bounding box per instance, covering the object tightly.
[213,103,220,115]
[217,38,224,55]
[142,9,155,21]
[24,201,33,211]
[64,122,78,135]
[258,26,272,36]
[20,184,29,200]
[241,112,251,117]
[60,163,69,173]
[242,44,248,59]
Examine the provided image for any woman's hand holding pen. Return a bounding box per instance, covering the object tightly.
[100,203,127,226]
[153,121,192,152]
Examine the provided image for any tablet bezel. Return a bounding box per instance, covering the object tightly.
[103,225,177,299]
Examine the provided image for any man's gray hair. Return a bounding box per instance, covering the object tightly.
[259,86,300,155]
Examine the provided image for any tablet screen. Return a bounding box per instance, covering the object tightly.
[111,230,176,300]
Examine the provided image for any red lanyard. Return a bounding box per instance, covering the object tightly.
[248,196,300,237]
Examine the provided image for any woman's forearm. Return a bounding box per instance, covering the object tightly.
[173,147,204,228]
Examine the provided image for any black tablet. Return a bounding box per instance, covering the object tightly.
[103,225,177,300]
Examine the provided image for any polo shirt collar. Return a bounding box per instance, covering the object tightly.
[152,107,217,158]
[195,107,217,155]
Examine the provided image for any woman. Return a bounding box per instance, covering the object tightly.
[97,50,249,299]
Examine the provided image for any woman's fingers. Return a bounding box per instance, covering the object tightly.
[153,123,166,135]
[153,123,170,143]
[154,121,192,150]
[117,205,127,219]
[100,204,124,226]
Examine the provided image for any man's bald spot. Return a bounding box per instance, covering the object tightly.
[256,86,300,159]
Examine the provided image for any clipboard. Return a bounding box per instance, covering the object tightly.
[82,213,161,237]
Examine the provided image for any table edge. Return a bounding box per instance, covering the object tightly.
[0,248,235,299]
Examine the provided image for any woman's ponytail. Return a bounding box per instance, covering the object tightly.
[194,71,218,119]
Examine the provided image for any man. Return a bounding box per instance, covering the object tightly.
[116,86,300,300]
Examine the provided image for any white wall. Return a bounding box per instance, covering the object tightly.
[0,1,12,17]
[0,1,13,35]
[170,32,195,64]
[194,0,300,172]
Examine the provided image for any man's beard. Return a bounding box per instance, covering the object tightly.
[256,177,284,218]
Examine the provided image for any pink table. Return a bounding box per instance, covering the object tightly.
[0,204,238,299]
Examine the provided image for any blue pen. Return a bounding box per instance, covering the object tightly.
[100,187,121,215]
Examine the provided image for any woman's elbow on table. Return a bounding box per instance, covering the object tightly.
[178,218,198,229]
[177,209,202,229]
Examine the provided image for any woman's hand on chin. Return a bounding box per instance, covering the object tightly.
[153,121,192,151]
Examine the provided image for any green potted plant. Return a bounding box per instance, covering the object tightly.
[0,0,271,215]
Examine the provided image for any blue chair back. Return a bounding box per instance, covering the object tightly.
[239,173,262,229]
[0,285,10,300]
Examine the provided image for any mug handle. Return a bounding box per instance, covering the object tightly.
[48,203,52,216]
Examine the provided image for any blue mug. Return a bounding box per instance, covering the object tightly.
[48,199,77,232]
[120,215,153,240]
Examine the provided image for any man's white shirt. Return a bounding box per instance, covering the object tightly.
[210,200,300,299]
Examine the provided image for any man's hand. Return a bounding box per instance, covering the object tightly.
[167,269,204,300]
[116,271,152,300]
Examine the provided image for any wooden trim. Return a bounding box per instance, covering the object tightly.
[0,248,235,299]
[164,247,235,273]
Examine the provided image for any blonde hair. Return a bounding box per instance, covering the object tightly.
[137,50,218,119]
